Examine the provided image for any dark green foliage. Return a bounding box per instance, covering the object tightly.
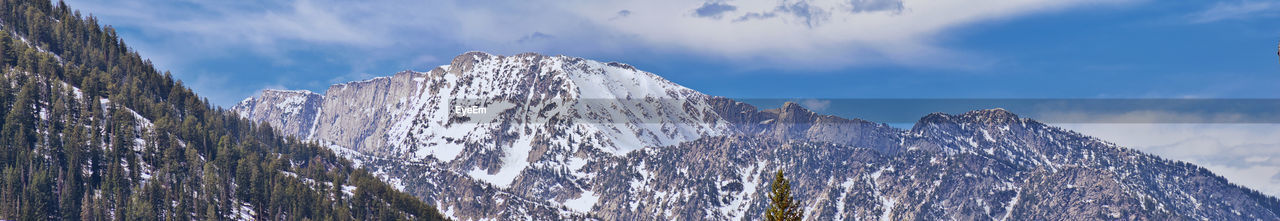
[765,170,803,221]
[0,0,446,220]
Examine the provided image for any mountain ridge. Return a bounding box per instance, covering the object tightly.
[236,52,1280,220]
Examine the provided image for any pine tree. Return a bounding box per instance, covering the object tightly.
[60,163,82,220]
[125,185,156,220]
[0,30,13,66]
[2,76,38,157]
[765,169,803,221]
[21,168,55,220]
[78,191,97,219]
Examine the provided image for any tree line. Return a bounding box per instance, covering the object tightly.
[0,0,444,220]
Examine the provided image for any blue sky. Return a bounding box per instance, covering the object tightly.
[61,0,1279,107]
[61,0,1280,195]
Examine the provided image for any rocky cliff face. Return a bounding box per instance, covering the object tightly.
[231,89,324,139]
[235,52,1280,220]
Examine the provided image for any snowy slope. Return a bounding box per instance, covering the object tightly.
[241,52,730,193]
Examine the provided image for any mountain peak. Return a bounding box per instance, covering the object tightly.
[458,50,495,58]
[961,108,1021,124]
[449,51,559,68]
[781,101,801,109]
[448,51,494,71]
[761,101,816,120]
[262,89,320,96]
[247,51,721,159]
[914,112,953,126]
[913,108,1021,128]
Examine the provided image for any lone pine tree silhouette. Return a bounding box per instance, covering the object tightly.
[765,170,804,221]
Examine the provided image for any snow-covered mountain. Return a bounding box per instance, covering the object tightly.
[307,52,726,161]
[234,52,1280,220]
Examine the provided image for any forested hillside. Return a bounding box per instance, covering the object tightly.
[0,0,445,220]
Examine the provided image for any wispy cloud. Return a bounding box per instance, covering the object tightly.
[66,0,1134,70]
[1189,1,1280,23]
[68,0,388,55]
[62,0,1139,106]
[586,0,1134,69]
[848,0,905,13]
[799,99,831,111]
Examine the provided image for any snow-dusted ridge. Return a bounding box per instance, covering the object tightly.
[234,52,1280,220]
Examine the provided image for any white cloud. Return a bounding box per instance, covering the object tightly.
[65,0,431,57]
[573,0,1131,68]
[800,99,832,111]
[1189,1,1280,23]
[65,0,1133,70]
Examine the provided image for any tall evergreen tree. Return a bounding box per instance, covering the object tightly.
[3,76,37,153]
[0,30,14,66]
[765,169,803,221]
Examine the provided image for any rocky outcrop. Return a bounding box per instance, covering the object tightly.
[703,99,903,152]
